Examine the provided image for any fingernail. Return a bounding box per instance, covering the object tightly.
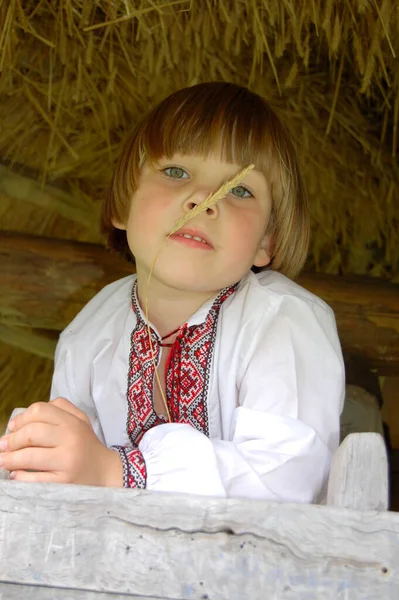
[7,419,15,432]
[9,471,16,480]
[0,438,7,451]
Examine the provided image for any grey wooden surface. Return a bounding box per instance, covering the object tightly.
[0,583,150,599]
[327,432,389,511]
[0,480,398,599]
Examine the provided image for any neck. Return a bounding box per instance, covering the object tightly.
[135,272,219,337]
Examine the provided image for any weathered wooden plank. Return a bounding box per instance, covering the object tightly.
[1,231,399,372]
[0,582,156,600]
[0,481,397,599]
[0,324,57,359]
[327,432,389,511]
[0,231,132,331]
[298,272,399,375]
[0,165,95,227]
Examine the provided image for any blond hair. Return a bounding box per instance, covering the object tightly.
[101,82,309,279]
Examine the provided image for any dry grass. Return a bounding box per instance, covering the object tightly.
[0,0,398,415]
[0,342,53,422]
[0,0,397,276]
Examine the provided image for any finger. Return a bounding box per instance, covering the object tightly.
[50,398,91,424]
[9,402,63,431]
[2,422,59,453]
[10,401,83,431]
[5,408,26,433]
[0,447,63,473]
[10,470,63,484]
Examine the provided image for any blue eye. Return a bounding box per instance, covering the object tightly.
[230,185,253,198]
[163,166,189,179]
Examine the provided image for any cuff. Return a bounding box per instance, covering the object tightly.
[138,423,226,496]
[111,446,147,489]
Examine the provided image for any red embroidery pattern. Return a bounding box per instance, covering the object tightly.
[126,310,167,447]
[165,289,235,434]
[119,279,237,489]
[111,446,146,488]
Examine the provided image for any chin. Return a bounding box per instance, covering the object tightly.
[159,271,217,293]
[157,265,242,294]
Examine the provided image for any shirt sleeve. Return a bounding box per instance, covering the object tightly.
[50,333,107,444]
[136,297,345,503]
[51,334,145,490]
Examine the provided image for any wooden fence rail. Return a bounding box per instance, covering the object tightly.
[0,480,398,599]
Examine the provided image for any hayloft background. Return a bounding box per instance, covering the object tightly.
[0,1,398,438]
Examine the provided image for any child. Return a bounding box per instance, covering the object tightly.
[0,82,345,503]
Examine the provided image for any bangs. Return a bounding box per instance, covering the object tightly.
[138,83,279,182]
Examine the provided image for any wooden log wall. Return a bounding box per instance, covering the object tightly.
[1,231,399,374]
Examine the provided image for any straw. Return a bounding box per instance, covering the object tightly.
[144,164,255,421]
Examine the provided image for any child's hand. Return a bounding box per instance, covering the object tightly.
[0,398,123,487]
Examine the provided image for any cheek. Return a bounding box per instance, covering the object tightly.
[227,210,265,248]
[138,185,175,218]
[129,187,172,227]
[125,186,180,257]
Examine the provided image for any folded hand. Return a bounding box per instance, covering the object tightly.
[0,398,123,487]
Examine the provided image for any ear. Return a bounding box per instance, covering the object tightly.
[253,234,273,268]
[111,217,127,231]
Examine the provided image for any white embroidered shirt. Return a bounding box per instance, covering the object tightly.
[50,269,345,503]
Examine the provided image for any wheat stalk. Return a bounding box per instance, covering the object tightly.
[145,163,255,422]
[169,163,255,235]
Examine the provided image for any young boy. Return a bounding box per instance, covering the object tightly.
[0,82,345,503]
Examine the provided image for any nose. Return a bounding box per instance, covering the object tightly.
[182,189,219,218]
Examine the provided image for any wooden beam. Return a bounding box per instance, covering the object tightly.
[0,231,132,332]
[0,164,95,227]
[298,272,399,375]
[1,231,398,374]
[0,584,133,600]
[0,480,398,598]
[0,324,58,359]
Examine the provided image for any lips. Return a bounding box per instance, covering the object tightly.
[169,227,213,248]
